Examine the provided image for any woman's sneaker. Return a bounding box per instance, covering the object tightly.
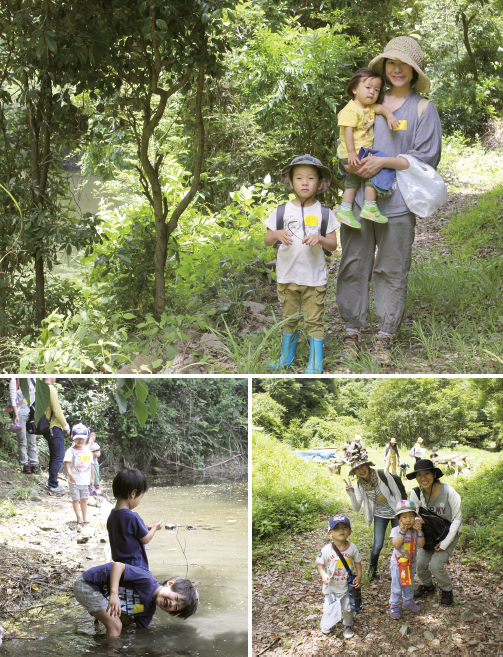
[390,606,400,620]
[336,207,361,229]
[360,205,388,223]
[31,464,40,474]
[402,600,420,612]
[440,589,453,606]
[22,463,32,474]
[414,583,436,599]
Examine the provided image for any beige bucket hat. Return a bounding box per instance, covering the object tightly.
[368,36,430,94]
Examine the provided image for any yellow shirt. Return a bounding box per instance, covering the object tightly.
[337,99,377,159]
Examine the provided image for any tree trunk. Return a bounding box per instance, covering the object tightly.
[461,12,479,82]
[35,254,45,326]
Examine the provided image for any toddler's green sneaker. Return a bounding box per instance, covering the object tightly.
[335,207,361,229]
[360,205,388,223]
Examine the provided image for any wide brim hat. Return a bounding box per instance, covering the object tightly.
[90,442,101,451]
[390,438,397,443]
[406,458,443,480]
[281,154,332,193]
[354,435,362,442]
[417,437,424,443]
[368,37,430,94]
[349,457,376,476]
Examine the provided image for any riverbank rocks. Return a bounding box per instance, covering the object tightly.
[165,524,176,530]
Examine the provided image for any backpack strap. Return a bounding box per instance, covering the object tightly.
[276,203,286,230]
[417,98,430,122]
[320,204,329,237]
[377,468,391,493]
[274,203,286,249]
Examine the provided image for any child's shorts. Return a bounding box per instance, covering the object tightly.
[69,482,90,500]
[340,158,374,190]
[73,573,108,613]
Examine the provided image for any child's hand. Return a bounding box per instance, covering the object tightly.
[275,229,294,246]
[321,572,330,585]
[154,519,163,531]
[347,151,360,167]
[413,517,423,532]
[353,575,362,589]
[302,234,322,247]
[70,476,77,485]
[106,592,122,618]
[387,115,400,130]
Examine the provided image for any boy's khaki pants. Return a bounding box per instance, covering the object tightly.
[277,283,326,339]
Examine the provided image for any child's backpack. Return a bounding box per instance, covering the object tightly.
[377,468,407,501]
[275,203,332,256]
[413,487,451,551]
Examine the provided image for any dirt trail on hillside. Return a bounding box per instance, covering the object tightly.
[252,521,503,656]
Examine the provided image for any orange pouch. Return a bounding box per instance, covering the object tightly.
[398,557,411,586]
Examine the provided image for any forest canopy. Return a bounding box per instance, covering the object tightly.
[1,0,502,372]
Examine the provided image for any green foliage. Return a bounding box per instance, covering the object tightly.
[444,185,503,257]
[456,453,503,570]
[256,379,339,425]
[252,394,286,437]
[0,499,16,518]
[253,430,341,539]
[116,378,157,428]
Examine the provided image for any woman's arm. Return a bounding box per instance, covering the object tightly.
[438,485,462,550]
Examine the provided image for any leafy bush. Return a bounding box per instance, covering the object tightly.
[252,431,344,539]
[252,394,286,437]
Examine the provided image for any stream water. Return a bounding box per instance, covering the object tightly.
[2,478,248,656]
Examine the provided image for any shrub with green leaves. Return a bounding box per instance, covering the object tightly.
[253,430,344,539]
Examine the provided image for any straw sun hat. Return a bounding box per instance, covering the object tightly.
[368,36,430,94]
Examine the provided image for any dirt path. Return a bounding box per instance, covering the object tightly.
[252,519,503,656]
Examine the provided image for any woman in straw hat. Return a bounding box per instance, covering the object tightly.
[344,455,402,579]
[384,437,399,474]
[337,37,442,364]
[407,459,462,606]
[409,437,424,462]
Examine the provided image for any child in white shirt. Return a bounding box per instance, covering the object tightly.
[264,155,339,373]
[316,514,362,637]
[64,423,94,523]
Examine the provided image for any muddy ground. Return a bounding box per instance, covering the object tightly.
[0,461,112,643]
[252,520,503,656]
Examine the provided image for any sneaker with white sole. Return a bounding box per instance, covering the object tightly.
[360,205,388,223]
[343,626,355,639]
[46,484,65,495]
[335,208,361,229]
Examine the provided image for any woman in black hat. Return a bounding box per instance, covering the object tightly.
[344,455,402,579]
[407,459,462,606]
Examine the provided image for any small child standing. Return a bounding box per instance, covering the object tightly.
[107,468,163,570]
[64,423,94,524]
[264,154,339,374]
[336,69,399,228]
[389,500,425,619]
[316,514,362,638]
[86,428,101,495]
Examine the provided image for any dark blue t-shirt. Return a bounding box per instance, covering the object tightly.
[107,509,149,569]
[83,562,159,628]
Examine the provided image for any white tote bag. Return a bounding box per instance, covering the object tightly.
[396,154,447,218]
[320,582,342,633]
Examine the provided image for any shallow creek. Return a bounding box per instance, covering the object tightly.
[3,478,248,656]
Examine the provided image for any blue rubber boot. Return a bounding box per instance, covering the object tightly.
[305,337,324,374]
[268,332,299,371]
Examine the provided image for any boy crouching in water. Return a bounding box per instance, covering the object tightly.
[389,500,425,620]
[264,155,339,374]
[316,514,362,638]
[73,561,199,637]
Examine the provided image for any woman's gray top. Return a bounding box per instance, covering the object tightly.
[355,91,442,217]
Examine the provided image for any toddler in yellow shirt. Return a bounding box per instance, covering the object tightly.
[336,69,399,228]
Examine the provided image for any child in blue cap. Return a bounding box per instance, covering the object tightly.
[264,155,339,373]
[316,513,362,637]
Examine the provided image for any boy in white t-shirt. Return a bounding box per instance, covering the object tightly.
[264,155,339,373]
[64,423,94,524]
[316,513,362,638]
